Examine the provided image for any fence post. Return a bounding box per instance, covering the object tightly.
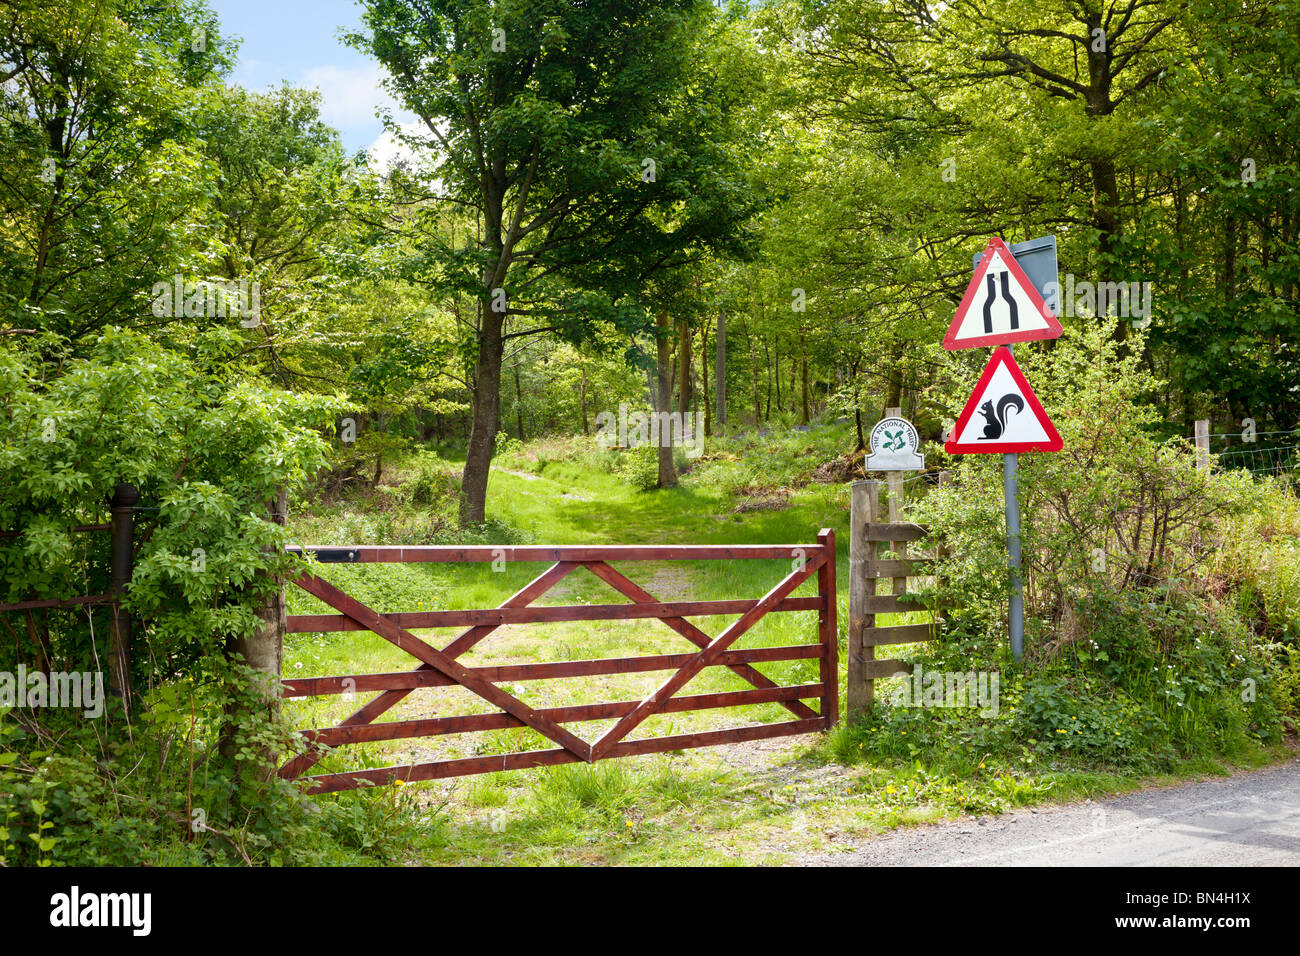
[882,409,909,647]
[250,485,287,697]
[222,486,287,782]
[108,482,138,718]
[847,479,879,721]
[1195,418,1210,473]
[884,404,905,554]
[817,528,838,730]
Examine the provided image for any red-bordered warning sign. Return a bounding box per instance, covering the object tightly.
[945,347,1062,454]
[943,237,1063,350]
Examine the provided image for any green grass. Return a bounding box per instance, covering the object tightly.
[284,426,1292,865]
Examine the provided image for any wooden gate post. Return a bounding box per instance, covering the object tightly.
[222,486,287,782]
[885,455,910,671]
[244,486,287,707]
[817,528,838,728]
[847,480,879,720]
[108,482,138,719]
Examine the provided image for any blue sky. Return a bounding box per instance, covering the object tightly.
[211,0,415,157]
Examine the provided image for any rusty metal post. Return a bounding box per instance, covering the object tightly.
[108,482,138,717]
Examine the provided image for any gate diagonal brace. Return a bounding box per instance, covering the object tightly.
[588,549,826,760]
[293,574,594,763]
[278,560,580,779]
[579,560,819,721]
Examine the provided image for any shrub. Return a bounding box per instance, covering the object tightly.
[615,446,660,491]
[914,320,1254,652]
[407,459,458,506]
[0,329,346,864]
[495,431,524,459]
[872,319,1294,774]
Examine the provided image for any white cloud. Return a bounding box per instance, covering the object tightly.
[368,120,428,171]
[299,62,400,130]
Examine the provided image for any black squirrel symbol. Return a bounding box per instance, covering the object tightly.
[978,394,1025,440]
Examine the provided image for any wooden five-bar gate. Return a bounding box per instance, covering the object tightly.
[279,531,837,794]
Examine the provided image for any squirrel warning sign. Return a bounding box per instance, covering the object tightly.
[943,237,1063,350]
[945,346,1062,454]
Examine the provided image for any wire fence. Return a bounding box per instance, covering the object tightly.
[1205,427,1299,479]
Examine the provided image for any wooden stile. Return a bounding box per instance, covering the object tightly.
[846,470,954,721]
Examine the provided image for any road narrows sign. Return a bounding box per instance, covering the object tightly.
[944,346,1062,454]
[943,236,1063,350]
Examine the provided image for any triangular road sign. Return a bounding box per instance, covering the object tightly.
[945,347,1062,454]
[943,237,1063,350]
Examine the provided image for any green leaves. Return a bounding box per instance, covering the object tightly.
[0,329,342,655]
[0,0,224,341]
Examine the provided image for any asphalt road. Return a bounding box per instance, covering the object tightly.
[811,759,1300,866]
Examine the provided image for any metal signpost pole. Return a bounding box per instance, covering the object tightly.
[947,237,1062,665]
[1003,344,1024,662]
[1003,450,1024,662]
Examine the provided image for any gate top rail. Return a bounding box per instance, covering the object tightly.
[286,543,820,563]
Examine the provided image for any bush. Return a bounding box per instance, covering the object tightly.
[407,458,458,506]
[615,446,660,491]
[866,320,1295,775]
[495,431,524,459]
[914,321,1255,651]
[0,329,349,865]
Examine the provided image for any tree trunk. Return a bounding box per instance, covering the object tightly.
[800,355,809,424]
[514,363,525,440]
[459,304,504,526]
[678,317,691,418]
[715,309,727,429]
[1083,20,1123,339]
[773,337,781,413]
[1091,158,1121,282]
[885,370,902,418]
[789,351,797,415]
[656,312,677,486]
[701,321,711,438]
[579,367,589,435]
[646,349,656,410]
[851,356,865,450]
[220,486,286,784]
